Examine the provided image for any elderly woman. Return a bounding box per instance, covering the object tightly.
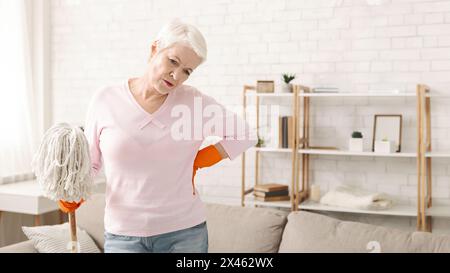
[80,19,256,253]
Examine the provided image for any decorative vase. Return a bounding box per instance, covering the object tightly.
[374,140,395,153]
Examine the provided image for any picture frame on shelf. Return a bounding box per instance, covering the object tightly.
[256,80,274,93]
[372,114,402,153]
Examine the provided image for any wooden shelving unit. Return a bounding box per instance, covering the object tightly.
[295,84,441,231]
[242,83,450,232]
[241,85,300,210]
[418,86,450,231]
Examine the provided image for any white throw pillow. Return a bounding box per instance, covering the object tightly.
[22,223,101,253]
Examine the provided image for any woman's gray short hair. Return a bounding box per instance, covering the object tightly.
[155,18,207,64]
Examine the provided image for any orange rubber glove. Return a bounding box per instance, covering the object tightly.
[192,145,224,195]
[58,199,84,213]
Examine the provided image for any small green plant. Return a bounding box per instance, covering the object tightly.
[256,136,265,147]
[282,73,296,84]
[351,131,363,138]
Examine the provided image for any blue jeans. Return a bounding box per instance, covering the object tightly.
[104,221,208,253]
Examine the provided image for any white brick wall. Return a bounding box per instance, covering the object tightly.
[51,0,450,233]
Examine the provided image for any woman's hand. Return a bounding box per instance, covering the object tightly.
[58,199,84,213]
[191,144,227,195]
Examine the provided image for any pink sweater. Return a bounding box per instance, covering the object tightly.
[84,79,257,236]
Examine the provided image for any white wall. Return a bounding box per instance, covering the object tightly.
[50,0,450,232]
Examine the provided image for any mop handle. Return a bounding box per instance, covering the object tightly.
[68,211,78,253]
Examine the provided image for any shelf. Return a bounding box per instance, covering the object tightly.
[298,149,417,158]
[245,92,421,98]
[251,147,293,153]
[425,152,450,158]
[244,195,292,209]
[426,206,450,217]
[427,94,450,98]
[246,93,294,97]
[299,92,417,97]
[298,199,416,217]
[245,92,450,98]
[252,147,419,157]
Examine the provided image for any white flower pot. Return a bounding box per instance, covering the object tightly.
[374,140,395,153]
[349,138,363,152]
[281,83,292,93]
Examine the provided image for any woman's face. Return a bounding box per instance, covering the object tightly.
[147,42,202,95]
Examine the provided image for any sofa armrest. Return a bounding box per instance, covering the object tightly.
[0,240,38,253]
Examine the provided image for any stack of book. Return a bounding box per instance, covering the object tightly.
[253,183,290,202]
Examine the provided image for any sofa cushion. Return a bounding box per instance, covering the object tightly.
[22,223,101,253]
[408,232,450,252]
[0,240,38,253]
[279,211,450,253]
[205,203,288,253]
[77,193,106,251]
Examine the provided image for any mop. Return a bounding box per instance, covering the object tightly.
[31,123,93,253]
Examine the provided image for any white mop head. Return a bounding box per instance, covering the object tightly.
[31,123,93,202]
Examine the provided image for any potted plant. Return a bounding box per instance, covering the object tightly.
[281,73,296,93]
[256,134,265,148]
[349,131,363,152]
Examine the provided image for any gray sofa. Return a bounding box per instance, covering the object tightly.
[1,193,450,253]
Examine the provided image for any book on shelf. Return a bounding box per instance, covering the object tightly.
[253,189,290,197]
[282,117,288,148]
[254,195,290,202]
[254,183,289,193]
[278,116,294,149]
